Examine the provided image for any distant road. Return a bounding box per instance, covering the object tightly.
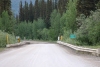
[0,42,100,67]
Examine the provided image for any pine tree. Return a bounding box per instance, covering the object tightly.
[29,1,34,22]
[24,1,29,22]
[45,0,53,28]
[19,1,24,21]
[77,0,99,16]
[0,0,12,15]
[54,0,58,9]
[40,0,46,19]
[34,0,39,20]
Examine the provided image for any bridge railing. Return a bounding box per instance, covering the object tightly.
[6,41,31,48]
[57,41,100,56]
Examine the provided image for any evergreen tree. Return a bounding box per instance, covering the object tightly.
[19,1,24,21]
[34,0,39,20]
[58,0,65,15]
[96,0,100,9]
[39,0,46,19]
[77,0,99,16]
[29,1,34,22]
[24,1,29,22]
[54,0,58,9]
[45,0,53,28]
[0,0,12,15]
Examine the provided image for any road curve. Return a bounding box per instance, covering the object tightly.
[0,43,99,67]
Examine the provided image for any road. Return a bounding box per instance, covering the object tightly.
[0,43,100,67]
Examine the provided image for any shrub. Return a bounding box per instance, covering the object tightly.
[76,9,100,46]
[0,30,17,47]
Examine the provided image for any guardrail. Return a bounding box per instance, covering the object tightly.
[6,41,31,48]
[57,41,100,56]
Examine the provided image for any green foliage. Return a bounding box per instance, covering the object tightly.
[0,30,17,47]
[77,0,98,16]
[15,21,33,39]
[76,9,100,46]
[50,10,61,40]
[62,0,78,43]
[60,13,66,35]
[32,18,46,39]
[65,0,77,33]
[15,18,46,40]
[96,0,100,9]
[0,0,12,15]
[40,28,49,40]
[0,11,14,33]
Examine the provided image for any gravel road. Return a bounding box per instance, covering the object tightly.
[0,43,100,67]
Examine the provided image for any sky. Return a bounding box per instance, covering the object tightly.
[11,0,35,15]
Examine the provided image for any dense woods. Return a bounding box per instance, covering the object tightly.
[0,0,12,16]
[0,0,100,47]
[18,0,68,28]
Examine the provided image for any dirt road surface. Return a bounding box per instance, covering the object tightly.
[0,43,100,67]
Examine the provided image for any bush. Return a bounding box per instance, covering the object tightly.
[76,9,100,46]
[0,30,17,47]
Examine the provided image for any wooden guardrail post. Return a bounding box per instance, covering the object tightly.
[96,48,100,56]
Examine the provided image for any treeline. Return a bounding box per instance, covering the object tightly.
[18,0,68,28]
[0,0,12,16]
[0,0,17,47]
[0,0,100,47]
[18,0,100,28]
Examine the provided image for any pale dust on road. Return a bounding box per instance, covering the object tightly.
[0,43,100,67]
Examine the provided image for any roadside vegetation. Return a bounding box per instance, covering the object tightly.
[0,0,100,48]
[0,30,17,47]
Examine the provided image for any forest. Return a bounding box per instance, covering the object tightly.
[0,0,100,47]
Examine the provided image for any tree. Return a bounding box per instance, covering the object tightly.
[45,0,53,28]
[77,0,99,16]
[54,0,58,9]
[15,21,33,39]
[60,13,66,34]
[19,1,24,21]
[34,0,39,20]
[0,0,12,16]
[65,0,77,33]
[39,0,46,19]
[96,0,100,9]
[76,9,100,45]
[24,1,29,22]
[29,1,34,22]
[50,10,61,40]
[0,11,13,33]
[58,0,68,15]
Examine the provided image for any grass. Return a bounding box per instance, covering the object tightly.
[0,48,5,52]
[63,38,100,49]
[81,45,100,49]
[0,30,17,47]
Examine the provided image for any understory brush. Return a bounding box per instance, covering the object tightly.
[0,30,17,47]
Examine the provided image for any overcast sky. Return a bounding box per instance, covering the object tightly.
[11,0,35,15]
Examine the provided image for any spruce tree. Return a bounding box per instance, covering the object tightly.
[77,0,99,16]
[0,0,12,15]
[29,1,34,22]
[24,1,29,22]
[45,0,53,28]
[19,1,24,21]
[34,0,39,20]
